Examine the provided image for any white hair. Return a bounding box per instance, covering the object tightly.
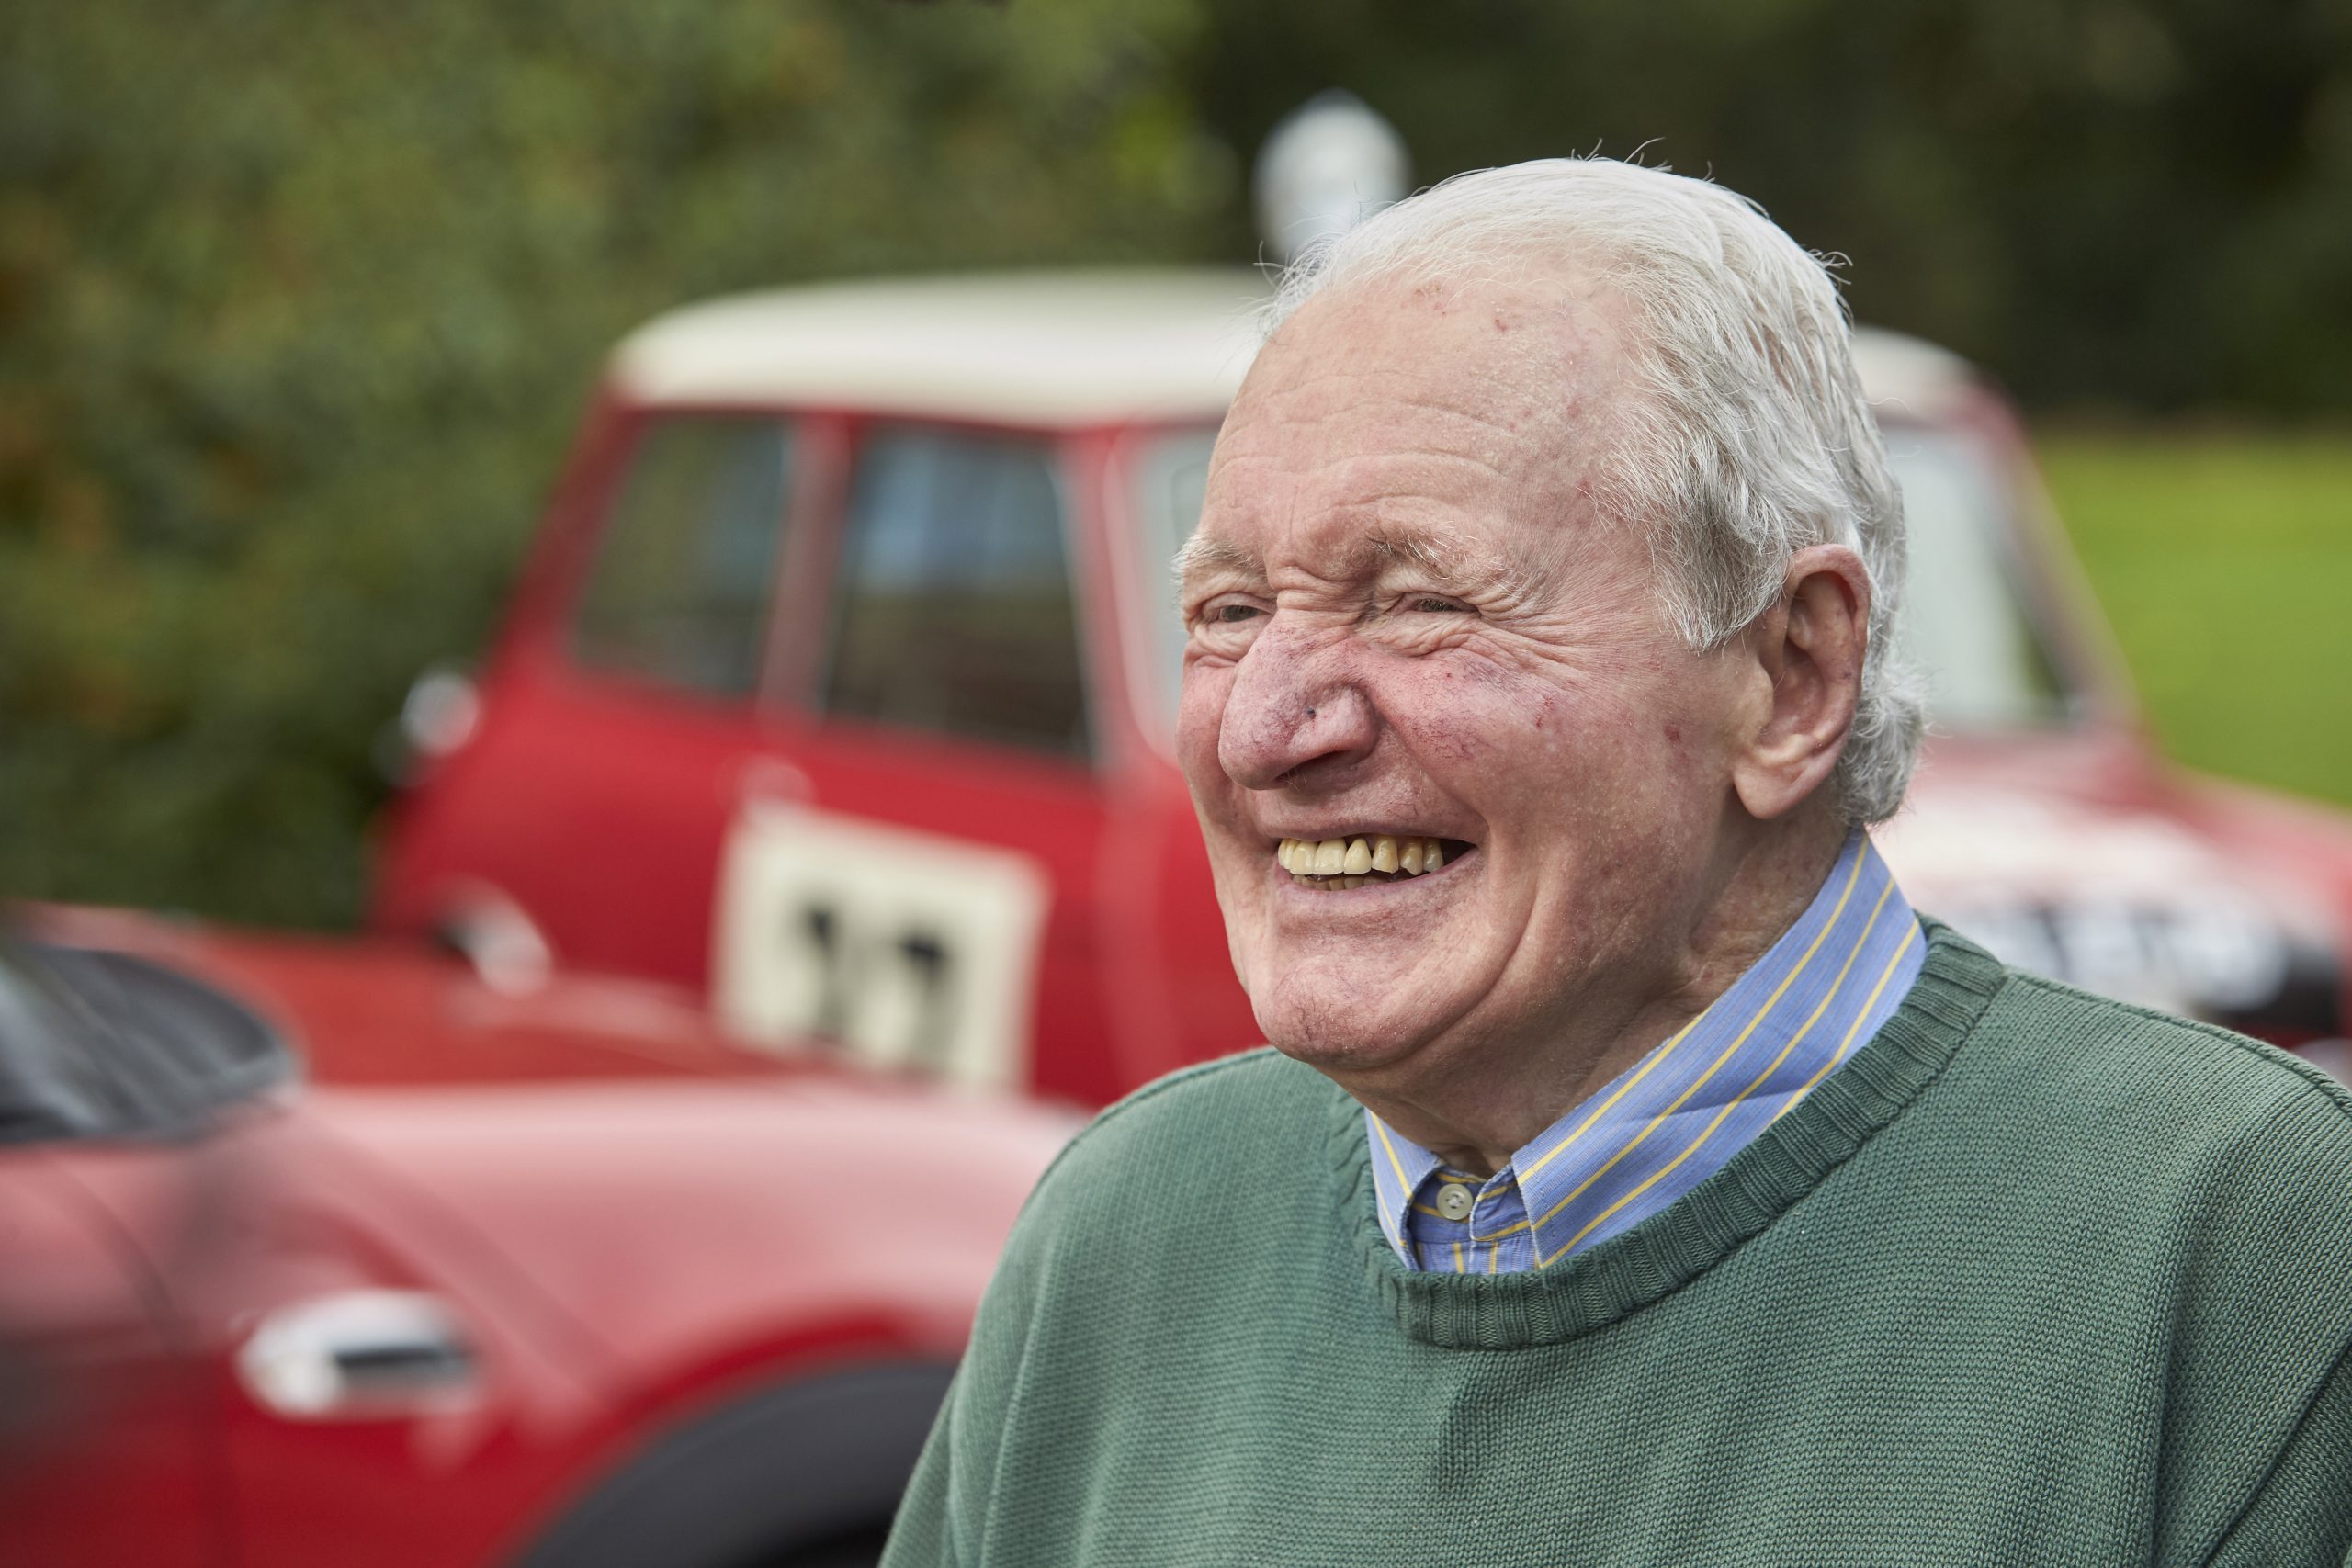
[1262,158,1925,826]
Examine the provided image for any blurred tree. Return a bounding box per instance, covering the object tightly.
[0,0,1230,926]
[1185,0,2352,412]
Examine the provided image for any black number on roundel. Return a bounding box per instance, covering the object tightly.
[896,930,959,1071]
[789,900,962,1068]
[798,902,854,1041]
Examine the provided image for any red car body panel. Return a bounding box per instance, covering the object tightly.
[0,1146,222,1565]
[0,907,1069,1567]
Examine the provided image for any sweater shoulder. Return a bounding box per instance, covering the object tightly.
[1999,966,2350,1108]
[1016,1047,1336,1227]
[1966,964,2352,1174]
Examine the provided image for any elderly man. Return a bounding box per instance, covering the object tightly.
[883,161,2352,1565]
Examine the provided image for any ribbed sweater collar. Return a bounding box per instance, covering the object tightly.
[1326,919,2006,1349]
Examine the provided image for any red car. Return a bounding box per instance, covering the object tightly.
[0,905,1070,1567]
[371,271,2351,1095]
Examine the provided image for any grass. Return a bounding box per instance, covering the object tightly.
[2033,432,2352,809]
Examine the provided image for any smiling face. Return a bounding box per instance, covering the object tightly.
[1177,275,1764,1091]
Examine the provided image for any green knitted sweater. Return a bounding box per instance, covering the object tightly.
[883,925,2352,1566]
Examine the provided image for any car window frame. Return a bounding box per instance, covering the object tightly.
[772,412,1109,774]
[1877,409,2133,735]
[1878,418,2081,731]
[536,400,1132,780]
[553,404,843,716]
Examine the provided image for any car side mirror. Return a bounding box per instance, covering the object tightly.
[375,662,481,786]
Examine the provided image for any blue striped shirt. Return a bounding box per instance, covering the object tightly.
[1366,832,1925,1273]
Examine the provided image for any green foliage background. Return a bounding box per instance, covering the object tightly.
[2,0,2346,929]
[2039,435,2352,810]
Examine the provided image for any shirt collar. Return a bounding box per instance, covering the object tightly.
[1365,830,1924,1269]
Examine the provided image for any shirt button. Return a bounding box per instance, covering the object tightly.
[1435,1183,1475,1221]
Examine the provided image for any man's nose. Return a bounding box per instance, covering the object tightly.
[1216,622,1378,790]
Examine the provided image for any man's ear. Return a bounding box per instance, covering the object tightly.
[1729,544,1871,821]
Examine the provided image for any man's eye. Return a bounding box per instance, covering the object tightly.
[1406,595,1469,614]
[1210,604,1262,624]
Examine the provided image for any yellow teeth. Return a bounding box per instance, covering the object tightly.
[1275,835,1455,889]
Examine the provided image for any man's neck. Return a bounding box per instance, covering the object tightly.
[1339,809,1850,1177]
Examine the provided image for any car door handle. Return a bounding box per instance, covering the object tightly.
[235,1289,480,1420]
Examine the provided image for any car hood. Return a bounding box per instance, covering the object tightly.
[22,906,1079,1380]
[297,1070,1075,1377]
[1890,732,2352,1043]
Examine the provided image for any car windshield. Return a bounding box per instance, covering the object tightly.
[0,940,290,1142]
[1129,422,2075,737]
[0,944,140,1142]
[1878,423,2071,728]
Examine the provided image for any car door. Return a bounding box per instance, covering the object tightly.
[709,420,1123,1103]
[4,931,623,1568]
[390,406,1121,1101]
[0,951,222,1568]
[418,407,831,992]
[0,1155,223,1568]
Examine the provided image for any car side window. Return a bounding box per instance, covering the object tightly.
[572,415,795,699]
[0,951,126,1144]
[823,426,1090,759]
[0,945,291,1143]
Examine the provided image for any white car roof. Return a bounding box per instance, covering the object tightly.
[609,267,1982,428]
[609,270,1272,425]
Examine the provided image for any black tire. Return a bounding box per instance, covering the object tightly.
[766,1524,889,1568]
[510,1362,952,1568]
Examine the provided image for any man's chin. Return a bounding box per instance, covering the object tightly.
[1250,976,1453,1081]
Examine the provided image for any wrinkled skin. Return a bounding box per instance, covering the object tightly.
[1176,273,1867,1171]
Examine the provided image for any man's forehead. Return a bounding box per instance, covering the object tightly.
[1223,267,1627,423]
[1186,275,1626,592]
[1213,307,1562,475]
